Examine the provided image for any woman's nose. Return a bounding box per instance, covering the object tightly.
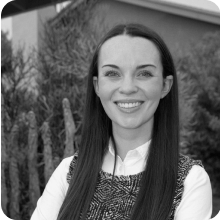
[118,77,138,94]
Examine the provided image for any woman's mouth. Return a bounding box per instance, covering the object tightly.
[116,102,142,109]
[114,100,144,113]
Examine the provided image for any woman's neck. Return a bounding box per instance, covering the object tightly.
[112,124,152,161]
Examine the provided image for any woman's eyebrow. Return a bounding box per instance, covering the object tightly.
[136,64,156,69]
[102,64,156,69]
[102,64,119,69]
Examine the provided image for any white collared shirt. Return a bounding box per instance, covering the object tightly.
[31,141,212,220]
[102,140,150,175]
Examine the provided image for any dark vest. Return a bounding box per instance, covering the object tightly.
[67,153,203,219]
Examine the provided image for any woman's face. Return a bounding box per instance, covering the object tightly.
[93,35,173,132]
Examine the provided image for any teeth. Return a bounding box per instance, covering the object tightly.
[117,102,141,108]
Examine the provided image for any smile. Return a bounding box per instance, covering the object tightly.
[116,102,142,109]
[115,101,143,113]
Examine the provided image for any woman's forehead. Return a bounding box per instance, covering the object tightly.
[98,35,161,67]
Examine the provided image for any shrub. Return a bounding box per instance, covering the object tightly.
[36,0,99,158]
[178,31,220,194]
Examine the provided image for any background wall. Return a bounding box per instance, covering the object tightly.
[94,0,220,56]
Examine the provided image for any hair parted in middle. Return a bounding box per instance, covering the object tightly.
[57,23,179,220]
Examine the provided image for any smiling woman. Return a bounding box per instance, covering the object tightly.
[93,35,173,159]
[31,24,212,220]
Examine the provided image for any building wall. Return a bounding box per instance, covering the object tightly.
[11,5,57,95]
[12,10,38,56]
[94,0,220,57]
[12,5,57,58]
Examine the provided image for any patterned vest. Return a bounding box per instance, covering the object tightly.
[67,153,203,220]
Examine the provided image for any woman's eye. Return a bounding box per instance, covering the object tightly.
[105,71,120,77]
[138,71,152,77]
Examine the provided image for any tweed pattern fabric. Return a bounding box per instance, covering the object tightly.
[168,154,203,219]
[67,153,203,220]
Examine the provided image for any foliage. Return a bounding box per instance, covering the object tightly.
[36,0,99,158]
[2,53,37,119]
[178,31,220,194]
[1,30,38,220]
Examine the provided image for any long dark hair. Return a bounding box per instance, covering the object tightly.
[57,23,179,220]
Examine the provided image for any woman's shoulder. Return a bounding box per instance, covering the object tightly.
[176,154,205,193]
[61,152,78,167]
[178,154,203,179]
[174,156,212,219]
[178,154,203,169]
[178,154,210,187]
[171,154,212,219]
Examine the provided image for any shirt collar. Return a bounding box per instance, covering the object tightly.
[109,139,151,160]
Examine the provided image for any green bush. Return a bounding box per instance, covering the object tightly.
[178,31,220,194]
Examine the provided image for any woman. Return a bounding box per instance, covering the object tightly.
[31,23,212,220]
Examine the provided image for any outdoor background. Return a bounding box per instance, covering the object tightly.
[1,0,220,219]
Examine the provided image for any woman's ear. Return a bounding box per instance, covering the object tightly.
[93,76,99,96]
[161,75,173,99]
